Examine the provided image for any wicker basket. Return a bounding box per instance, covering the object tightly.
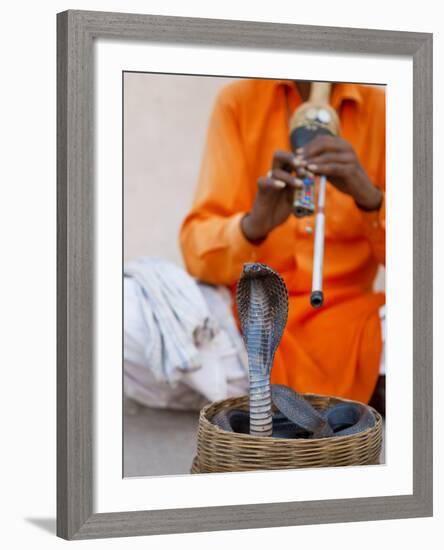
[191,393,382,474]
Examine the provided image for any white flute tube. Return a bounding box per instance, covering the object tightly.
[311,175,327,307]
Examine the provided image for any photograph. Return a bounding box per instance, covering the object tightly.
[54,8,433,541]
[122,73,386,477]
[1,0,437,544]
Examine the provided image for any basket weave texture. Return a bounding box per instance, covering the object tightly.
[191,394,382,474]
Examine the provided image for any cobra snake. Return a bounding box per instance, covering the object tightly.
[212,263,375,438]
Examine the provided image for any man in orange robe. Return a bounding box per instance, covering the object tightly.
[179,79,385,405]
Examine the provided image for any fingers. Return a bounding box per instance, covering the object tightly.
[299,135,352,159]
[258,169,303,192]
[307,161,356,179]
[272,149,306,172]
[267,142,356,187]
[305,152,354,170]
[271,169,304,189]
[296,136,358,180]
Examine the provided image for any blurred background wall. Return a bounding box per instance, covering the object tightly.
[123,73,384,290]
[124,73,233,264]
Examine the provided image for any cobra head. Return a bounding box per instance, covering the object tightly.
[236,263,289,437]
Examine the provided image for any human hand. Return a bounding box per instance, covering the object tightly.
[241,150,304,243]
[298,135,383,211]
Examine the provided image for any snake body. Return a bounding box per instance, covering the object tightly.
[236,263,288,436]
[211,263,376,439]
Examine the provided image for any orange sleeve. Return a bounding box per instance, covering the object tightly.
[357,91,386,267]
[179,86,262,286]
[359,192,386,267]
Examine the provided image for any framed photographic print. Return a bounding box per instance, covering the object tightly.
[57,10,433,540]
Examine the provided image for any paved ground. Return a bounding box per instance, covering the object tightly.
[124,398,199,477]
[123,398,385,477]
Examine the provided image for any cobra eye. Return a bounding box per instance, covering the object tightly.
[245,263,261,273]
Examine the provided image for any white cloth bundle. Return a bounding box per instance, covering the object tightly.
[124,257,217,383]
[124,257,248,409]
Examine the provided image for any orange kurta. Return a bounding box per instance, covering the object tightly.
[179,79,386,403]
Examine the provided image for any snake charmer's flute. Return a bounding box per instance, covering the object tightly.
[288,82,340,308]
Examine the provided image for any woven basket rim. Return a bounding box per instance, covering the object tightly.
[200,392,382,444]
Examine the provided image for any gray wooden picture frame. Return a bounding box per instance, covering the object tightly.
[57,9,433,540]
